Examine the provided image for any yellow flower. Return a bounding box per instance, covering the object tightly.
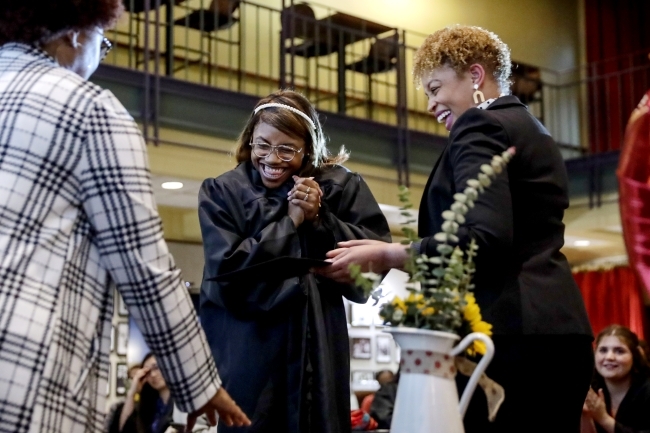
[406,292,423,303]
[470,341,487,356]
[391,296,406,312]
[463,293,482,325]
[421,307,435,317]
[471,320,493,336]
[462,294,493,356]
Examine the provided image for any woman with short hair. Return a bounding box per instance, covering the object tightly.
[317,25,594,432]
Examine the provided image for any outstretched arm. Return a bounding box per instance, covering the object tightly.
[78,90,248,426]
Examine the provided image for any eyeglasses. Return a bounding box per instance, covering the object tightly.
[145,364,160,375]
[99,37,112,61]
[250,142,303,162]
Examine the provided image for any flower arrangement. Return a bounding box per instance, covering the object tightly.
[351,147,516,356]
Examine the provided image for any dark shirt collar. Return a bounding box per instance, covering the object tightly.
[485,94,526,110]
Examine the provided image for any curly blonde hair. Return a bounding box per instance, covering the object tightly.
[413,25,512,92]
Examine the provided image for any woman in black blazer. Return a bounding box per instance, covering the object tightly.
[317,25,594,432]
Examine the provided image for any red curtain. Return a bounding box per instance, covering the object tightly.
[573,266,646,339]
[585,0,650,153]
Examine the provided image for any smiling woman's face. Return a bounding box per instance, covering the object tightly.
[595,335,634,382]
[250,122,305,189]
[421,65,475,132]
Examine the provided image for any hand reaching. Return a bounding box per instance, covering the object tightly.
[185,387,251,432]
[313,240,407,283]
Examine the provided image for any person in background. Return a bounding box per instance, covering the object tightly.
[581,325,650,433]
[375,370,395,387]
[198,89,391,433]
[315,24,594,433]
[119,354,175,433]
[0,1,249,432]
[368,370,399,430]
[359,370,395,413]
[104,364,143,433]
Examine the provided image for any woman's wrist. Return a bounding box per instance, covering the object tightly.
[594,413,615,432]
[383,242,409,270]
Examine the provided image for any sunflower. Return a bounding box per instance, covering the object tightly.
[463,293,493,356]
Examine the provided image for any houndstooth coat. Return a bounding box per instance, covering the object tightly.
[0,43,221,433]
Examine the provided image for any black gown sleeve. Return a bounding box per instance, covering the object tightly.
[199,167,391,313]
[198,176,305,314]
[419,109,514,260]
[305,170,392,303]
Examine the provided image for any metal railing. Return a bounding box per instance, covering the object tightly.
[104,0,650,167]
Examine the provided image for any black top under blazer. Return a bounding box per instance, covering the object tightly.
[418,95,592,336]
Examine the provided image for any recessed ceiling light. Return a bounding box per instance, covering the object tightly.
[574,240,591,247]
[161,181,183,190]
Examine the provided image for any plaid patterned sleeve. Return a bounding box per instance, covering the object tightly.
[76,89,221,412]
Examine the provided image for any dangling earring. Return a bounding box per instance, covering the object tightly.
[472,83,485,104]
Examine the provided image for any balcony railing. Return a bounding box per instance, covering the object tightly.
[104,0,650,164]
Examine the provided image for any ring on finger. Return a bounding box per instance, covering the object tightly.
[305,186,311,194]
[303,192,309,201]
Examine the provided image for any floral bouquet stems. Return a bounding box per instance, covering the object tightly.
[351,147,516,356]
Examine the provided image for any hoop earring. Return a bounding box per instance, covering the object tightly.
[472,83,485,104]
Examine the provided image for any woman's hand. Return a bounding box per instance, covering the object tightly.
[185,387,251,432]
[127,366,150,397]
[287,176,322,225]
[583,388,615,432]
[313,240,408,283]
[119,366,151,431]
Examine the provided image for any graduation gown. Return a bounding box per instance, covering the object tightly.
[198,161,391,433]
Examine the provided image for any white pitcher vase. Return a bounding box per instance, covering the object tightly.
[386,327,495,433]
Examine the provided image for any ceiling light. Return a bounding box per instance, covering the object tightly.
[161,181,183,190]
[574,240,591,247]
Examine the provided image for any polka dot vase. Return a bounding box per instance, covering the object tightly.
[385,328,494,433]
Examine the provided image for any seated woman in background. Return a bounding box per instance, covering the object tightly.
[198,89,391,433]
[119,354,174,433]
[104,364,142,433]
[581,325,650,433]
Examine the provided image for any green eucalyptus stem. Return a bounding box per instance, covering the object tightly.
[351,147,516,333]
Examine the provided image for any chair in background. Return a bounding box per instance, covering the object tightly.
[344,33,399,119]
[282,3,362,101]
[173,0,242,86]
[112,0,163,68]
[281,3,339,59]
[281,3,327,97]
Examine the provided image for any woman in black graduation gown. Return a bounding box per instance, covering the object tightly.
[316,25,594,432]
[198,90,391,433]
[582,325,650,433]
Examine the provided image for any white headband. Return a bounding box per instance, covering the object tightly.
[254,103,316,130]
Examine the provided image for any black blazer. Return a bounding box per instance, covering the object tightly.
[418,96,592,336]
